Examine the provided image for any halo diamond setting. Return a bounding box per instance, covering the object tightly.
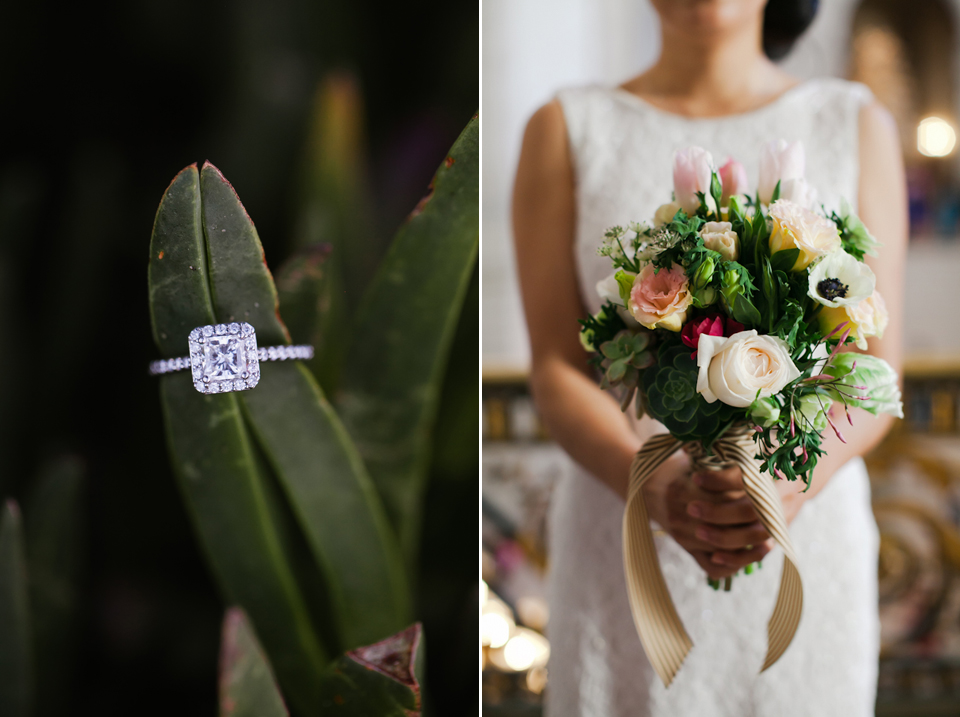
[189,322,260,394]
[149,322,314,394]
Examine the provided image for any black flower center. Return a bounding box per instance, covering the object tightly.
[817,278,848,301]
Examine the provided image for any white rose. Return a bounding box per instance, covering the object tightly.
[654,201,682,227]
[759,139,805,205]
[699,221,739,261]
[696,330,801,408]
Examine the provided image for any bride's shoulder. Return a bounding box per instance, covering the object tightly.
[798,77,875,108]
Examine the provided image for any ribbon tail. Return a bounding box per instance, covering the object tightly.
[623,434,691,687]
[726,442,804,672]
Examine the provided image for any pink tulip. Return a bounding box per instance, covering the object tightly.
[673,146,714,214]
[719,158,748,206]
[758,139,805,205]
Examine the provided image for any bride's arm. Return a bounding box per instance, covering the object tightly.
[512,100,642,499]
[513,101,772,578]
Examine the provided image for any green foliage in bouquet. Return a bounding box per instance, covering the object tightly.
[148,116,477,715]
[642,339,739,445]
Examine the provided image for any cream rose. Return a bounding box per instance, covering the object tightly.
[654,201,682,227]
[768,199,842,271]
[700,221,739,261]
[696,330,801,407]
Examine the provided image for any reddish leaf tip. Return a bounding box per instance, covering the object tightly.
[347,623,422,693]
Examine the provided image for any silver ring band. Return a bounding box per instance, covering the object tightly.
[149,344,314,376]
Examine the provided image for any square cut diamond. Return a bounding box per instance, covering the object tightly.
[188,322,259,394]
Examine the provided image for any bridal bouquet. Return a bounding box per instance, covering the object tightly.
[580,140,903,685]
[579,140,902,485]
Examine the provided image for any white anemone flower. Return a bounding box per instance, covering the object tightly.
[807,250,875,308]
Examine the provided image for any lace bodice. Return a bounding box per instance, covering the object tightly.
[545,78,880,717]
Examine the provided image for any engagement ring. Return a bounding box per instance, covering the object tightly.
[149,322,314,394]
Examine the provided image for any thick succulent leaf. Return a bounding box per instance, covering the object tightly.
[0,500,32,717]
[149,165,327,713]
[199,162,410,648]
[219,608,289,717]
[318,623,425,715]
[337,115,479,561]
[275,244,346,396]
[23,457,85,717]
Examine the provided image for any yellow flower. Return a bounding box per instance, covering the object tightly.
[819,290,889,350]
[768,199,841,271]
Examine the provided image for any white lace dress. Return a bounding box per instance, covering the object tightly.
[547,78,881,717]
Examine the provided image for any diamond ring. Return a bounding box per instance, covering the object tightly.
[149,322,314,394]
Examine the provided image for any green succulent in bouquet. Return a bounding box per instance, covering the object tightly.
[642,340,738,445]
[147,115,477,715]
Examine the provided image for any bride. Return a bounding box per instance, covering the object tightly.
[512,1,906,715]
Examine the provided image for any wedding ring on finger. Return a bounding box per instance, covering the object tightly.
[149,322,314,394]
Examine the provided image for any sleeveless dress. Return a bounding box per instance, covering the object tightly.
[547,78,881,717]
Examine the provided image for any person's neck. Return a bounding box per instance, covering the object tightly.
[624,22,794,117]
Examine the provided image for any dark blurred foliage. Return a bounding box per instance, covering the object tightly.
[0,0,477,714]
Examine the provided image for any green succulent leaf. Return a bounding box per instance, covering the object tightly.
[23,457,85,717]
[318,623,425,715]
[149,165,327,713]
[0,500,31,717]
[199,162,410,649]
[600,341,621,360]
[337,115,479,565]
[219,608,289,717]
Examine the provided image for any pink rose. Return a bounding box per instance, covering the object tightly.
[758,139,805,205]
[628,263,693,332]
[673,147,714,215]
[718,158,748,206]
[681,313,745,359]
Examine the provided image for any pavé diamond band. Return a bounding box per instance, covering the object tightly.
[149,322,314,394]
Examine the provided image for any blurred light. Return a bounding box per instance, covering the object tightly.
[482,612,512,649]
[503,628,550,671]
[516,595,550,631]
[918,117,957,157]
[526,665,548,694]
[480,580,489,605]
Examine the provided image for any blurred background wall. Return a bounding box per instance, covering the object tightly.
[482,1,960,714]
[0,1,477,715]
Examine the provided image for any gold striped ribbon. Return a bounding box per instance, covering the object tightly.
[622,422,803,687]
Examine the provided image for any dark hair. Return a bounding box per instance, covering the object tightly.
[763,0,820,60]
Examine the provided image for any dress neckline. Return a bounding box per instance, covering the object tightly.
[608,78,820,123]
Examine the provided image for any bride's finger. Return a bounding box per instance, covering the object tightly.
[695,521,770,550]
[687,496,758,525]
[691,550,738,580]
[709,542,772,568]
[693,467,744,493]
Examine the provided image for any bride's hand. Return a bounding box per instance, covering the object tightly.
[642,453,772,580]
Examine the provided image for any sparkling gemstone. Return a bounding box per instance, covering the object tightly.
[188,323,260,394]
